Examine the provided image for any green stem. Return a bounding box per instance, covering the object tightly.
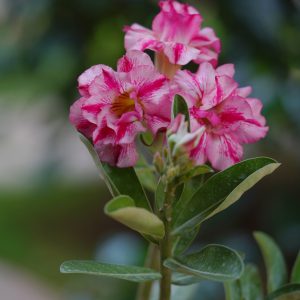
[159,184,175,300]
[136,243,159,300]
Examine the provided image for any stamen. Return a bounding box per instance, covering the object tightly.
[111,92,135,117]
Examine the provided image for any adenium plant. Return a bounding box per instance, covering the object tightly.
[60,1,299,300]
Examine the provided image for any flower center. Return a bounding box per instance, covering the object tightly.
[111,92,135,117]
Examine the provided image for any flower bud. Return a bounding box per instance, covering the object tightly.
[167,114,204,159]
[153,152,165,174]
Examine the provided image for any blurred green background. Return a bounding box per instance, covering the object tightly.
[0,0,299,299]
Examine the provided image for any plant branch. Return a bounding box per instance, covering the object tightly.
[136,243,159,300]
[159,183,175,300]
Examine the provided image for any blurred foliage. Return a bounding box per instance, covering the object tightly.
[0,0,300,299]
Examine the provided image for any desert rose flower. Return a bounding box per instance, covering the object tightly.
[70,50,171,167]
[174,62,268,170]
[124,0,220,78]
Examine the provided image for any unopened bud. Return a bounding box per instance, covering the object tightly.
[166,166,180,182]
[153,152,164,174]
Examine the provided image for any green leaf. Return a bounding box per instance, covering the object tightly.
[240,264,264,300]
[79,133,151,211]
[265,284,300,300]
[60,260,161,282]
[291,251,300,284]
[173,157,280,234]
[172,272,202,286]
[135,167,156,192]
[79,133,117,196]
[254,231,287,293]
[173,174,207,226]
[140,130,154,146]
[179,165,214,183]
[135,156,157,193]
[172,226,200,256]
[172,174,209,256]
[103,164,151,210]
[224,280,242,300]
[104,195,165,240]
[164,244,244,282]
[172,95,190,130]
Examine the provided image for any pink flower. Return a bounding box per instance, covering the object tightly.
[124,0,220,76]
[174,62,268,170]
[70,50,171,168]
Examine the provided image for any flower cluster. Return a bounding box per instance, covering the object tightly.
[70,0,268,170]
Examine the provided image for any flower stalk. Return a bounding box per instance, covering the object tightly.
[159,183,176,300]
[136,243,159,300]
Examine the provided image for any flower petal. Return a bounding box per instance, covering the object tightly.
[216,64,235,77]
[69,97,96,137]
[117,50,154,73]
[116,143,139,168]
[116,112,146,144]
[216,75,238,103]
[191,27,221,65]
[173,70,202,107]
[78,65,112,97]
[153,1,202,44]
[236,86,252,97]
[145,114,170,135]
[190,130,208,165]
[206,134,243,170]
[94,142,119,166]
[163,42,200,65]
[124,23,160,52]
[191,27,221,53]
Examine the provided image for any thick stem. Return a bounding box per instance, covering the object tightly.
[159,184,175,300]
[136,243,159,300]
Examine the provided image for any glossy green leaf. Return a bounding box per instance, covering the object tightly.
[60,260,161,282]
[240,264,264,300]
[266,284,300,300]
[291,251,300,284]
[164,244,244,282]
[173,157,280,234]
[79,133,151,211]
[224,280,242,300]
[104,195,165,240]
[254,231,287,293]
[172,95,190,130]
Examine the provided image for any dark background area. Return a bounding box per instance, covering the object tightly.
[0,0,299,299]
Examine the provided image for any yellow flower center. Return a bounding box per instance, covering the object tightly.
[111,92,135,117]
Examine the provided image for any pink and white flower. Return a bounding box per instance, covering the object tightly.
[70,50,171,168]
[174,62,268,170]
[167,114,204,158]
[124,0,221,75]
